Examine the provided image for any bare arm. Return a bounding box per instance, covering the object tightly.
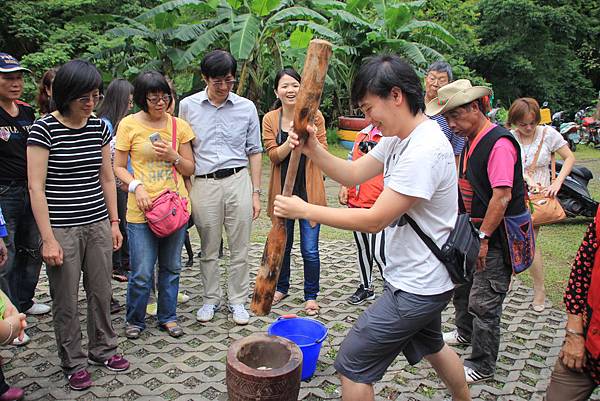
[546,144,575,197]
[477,186,511,270]
[27,146,63,266]
[99,145,123,251]
[274,186,418,233]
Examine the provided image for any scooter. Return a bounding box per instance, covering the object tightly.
[555,160,598,218]
[576,106,600,148]
[553,111,579,151]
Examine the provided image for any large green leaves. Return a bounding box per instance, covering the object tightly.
[230,14,260,60]
[250,0,281,17]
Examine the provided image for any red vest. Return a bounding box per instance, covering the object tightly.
[347,129,384,208]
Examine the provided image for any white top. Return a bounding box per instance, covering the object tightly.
[368,119,457,295]
[512,125,567,188]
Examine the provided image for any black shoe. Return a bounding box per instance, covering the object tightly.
[347,285,375,305]
[185,257,193,267]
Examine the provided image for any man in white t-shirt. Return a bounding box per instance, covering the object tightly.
[273,55,470,401]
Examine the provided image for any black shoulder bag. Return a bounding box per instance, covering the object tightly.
[404,193,480,285]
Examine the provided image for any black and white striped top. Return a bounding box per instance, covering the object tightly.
[27,115,111,227]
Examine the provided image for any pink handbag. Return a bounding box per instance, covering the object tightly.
[145,118,190,237]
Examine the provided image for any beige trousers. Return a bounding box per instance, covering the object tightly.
[48,219,118,375]
[190,169,253,305]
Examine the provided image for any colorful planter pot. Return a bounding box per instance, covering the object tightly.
[338,116,369,131]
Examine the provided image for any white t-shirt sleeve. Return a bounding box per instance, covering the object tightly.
[367,136,387,163]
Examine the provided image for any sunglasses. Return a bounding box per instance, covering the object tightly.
[358,140,378,154]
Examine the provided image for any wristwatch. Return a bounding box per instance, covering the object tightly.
[478,230,491,240]
[173,156,181,166]
[253,188,263,195]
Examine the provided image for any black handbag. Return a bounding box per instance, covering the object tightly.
[404,211,480,285]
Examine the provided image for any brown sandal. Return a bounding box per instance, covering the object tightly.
[271,291,288,306]
[159,322,184,338]
[304,300,320,316]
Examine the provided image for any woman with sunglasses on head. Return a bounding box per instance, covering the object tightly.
[262,68,328,316]
[27,59,129,391]
[507,97,575,312]
[114,71,195,340]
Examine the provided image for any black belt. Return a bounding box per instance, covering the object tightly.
[196,166,245,180]
[0,179,26,186]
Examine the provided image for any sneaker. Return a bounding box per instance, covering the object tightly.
[146,302,157,316]
[229,304,250,325]
[110,298,122,314]
[177,292,190,303]
[25,303,51,315]
[89,355,130,372]
[12,333,30,346]
[0,386,24,401]
[67,369,92,391]
[196,304,218,322]
[464,365,493,383]
[347,285,375,305]
[443,329,470,346]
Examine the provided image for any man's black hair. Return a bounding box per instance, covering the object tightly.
[200,50,237,79]
[351,55,424,116]
[52,60,103,115]
[132,71,172,113]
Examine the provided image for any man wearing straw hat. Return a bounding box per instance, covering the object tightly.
[426,79,530,383]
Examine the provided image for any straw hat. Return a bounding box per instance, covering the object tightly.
[425,79,492,116]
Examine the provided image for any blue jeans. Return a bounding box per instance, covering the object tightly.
[0,182,42,312]
[126,223,186,329]
[277,219,321,300]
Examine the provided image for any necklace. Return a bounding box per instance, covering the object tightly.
[518,130,538,168]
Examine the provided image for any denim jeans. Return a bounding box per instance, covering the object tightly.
[126,223,186,329]
[453,241,512,375]
[277,219,321,300]
[0,181,42,312]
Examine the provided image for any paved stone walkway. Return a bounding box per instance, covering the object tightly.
[0,240,583,400]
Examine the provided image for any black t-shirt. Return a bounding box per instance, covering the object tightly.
[278,129,308,201]
[0,103,36,180]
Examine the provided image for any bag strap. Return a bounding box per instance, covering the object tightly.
[171,116,179,187]
[527,127,547,174]
[550,151,556,184]
[403,214,446,262]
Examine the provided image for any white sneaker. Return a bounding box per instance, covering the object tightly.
[229,304,250,325]
[443,329,470,345]
[464,365,493,383]
[196,304,218,322]
[12,332,30,346]
[177,292,190,303]
[25,303,51,315]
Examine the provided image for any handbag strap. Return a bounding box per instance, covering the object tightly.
[550,151,556,184]
[171,116,179,187]
[403,214,446,262]
[527,127,547,174]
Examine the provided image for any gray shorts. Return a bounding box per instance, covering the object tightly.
[334,282,453,384]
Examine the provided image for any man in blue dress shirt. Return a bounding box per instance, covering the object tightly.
[179,50,263,325]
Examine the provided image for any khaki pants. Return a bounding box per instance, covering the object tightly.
[47,219,117,375]
[190,169,253,305]
[545,358,596,401]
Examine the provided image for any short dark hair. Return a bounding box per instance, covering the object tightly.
[132,71,172,113]
[200,50,237,79]
[351,55,424,116]
[426,61,453,82]
[272,68,301,110]
[97,78,134,129]
[52,60,103,115]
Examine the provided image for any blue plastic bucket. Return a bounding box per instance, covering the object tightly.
[268,315,328,381]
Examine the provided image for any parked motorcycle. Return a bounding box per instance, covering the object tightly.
[552,110,580,151]
[576,106,600,148]
[555,160,598,218]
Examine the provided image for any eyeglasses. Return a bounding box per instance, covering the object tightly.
[146,94,171,104]
[209,79,237,88]
[358,140,378,154]
[76,94,104,104]
[426,75,449,86]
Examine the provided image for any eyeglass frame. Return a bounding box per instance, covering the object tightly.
[208,78,237,88]
[146,94,172,104]
[425,73,449,86]
[75,94,104,104]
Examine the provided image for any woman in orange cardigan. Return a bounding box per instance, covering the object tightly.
[263,68,328,315]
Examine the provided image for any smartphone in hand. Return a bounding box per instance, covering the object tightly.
[149,132,162,143]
